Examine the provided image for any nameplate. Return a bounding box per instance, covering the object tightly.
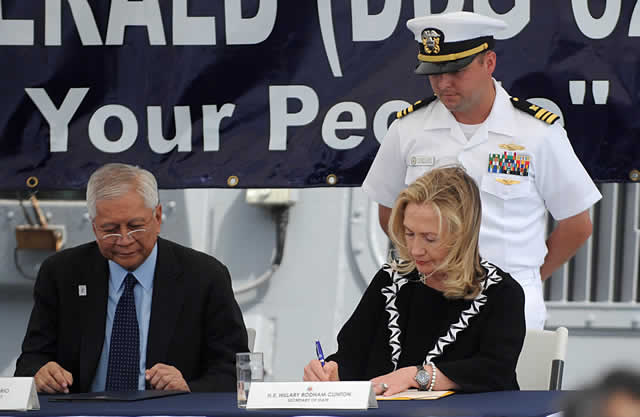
[246,381,377,409]
[0,377,40,411]
[409,155,435,167]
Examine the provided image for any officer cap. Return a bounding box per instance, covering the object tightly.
[406,11,507,75]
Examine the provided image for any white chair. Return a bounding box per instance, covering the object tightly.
[516,326,568,390]
[247,327,256,352]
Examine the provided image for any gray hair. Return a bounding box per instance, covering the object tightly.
[86,163,159,219]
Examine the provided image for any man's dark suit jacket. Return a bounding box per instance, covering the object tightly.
[14,237,249,392]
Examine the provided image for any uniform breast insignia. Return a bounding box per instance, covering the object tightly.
[396,95,437,119]
[488,151,530,176]
[510,97,559,124]
[496,178,521,185]
[499,143,525,151]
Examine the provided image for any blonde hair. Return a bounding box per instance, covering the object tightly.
[388,166,484,299]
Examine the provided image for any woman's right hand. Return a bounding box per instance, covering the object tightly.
[303,360,339,381]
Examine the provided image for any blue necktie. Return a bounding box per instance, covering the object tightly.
[105,273,140,391]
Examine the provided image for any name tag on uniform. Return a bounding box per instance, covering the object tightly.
[408,155,435,167]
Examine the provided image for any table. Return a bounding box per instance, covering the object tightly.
[0,391,570,417]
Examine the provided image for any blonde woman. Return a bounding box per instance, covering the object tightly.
[304,166,525,395]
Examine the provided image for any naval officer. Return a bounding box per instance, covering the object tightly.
[362,11,602,329]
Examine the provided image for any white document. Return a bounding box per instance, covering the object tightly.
[246,381,377,409]
[0,377,40,411]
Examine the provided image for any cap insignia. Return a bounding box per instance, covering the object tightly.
[421,29,442,54]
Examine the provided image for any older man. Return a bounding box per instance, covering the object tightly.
[15,163,248,393]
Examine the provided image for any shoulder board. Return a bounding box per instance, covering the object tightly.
[510,97,559,124]
[396,95,437,119]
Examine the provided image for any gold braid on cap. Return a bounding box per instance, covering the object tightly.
[418,42,488,62]
[416,35,494,62]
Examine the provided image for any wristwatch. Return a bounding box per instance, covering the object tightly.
[415,365,430,391]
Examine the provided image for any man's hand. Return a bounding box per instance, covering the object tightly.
[145,363,190,392]
[303,360,339,382]
[541,210,593,280]
[34,361,73,394]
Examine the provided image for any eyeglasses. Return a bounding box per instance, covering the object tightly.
[99,228,147,244]
[93,207,157,244]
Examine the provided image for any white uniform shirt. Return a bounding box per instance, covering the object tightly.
[362,80,602,274]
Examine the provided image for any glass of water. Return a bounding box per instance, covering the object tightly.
[236,352,264,408]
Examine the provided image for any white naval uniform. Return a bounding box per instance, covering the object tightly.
[362,80,602,329]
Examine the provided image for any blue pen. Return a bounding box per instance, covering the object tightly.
[315,339,325,367]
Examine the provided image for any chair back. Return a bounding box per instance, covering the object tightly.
[516,326,568,390]
[247,327,256,352]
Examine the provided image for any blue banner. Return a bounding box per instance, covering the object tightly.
[0,0,638,189]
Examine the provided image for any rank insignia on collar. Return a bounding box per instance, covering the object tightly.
[496,178,521,185]
[499,144,525,151]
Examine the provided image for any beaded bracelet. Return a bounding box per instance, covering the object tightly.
[428,362,437,391]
